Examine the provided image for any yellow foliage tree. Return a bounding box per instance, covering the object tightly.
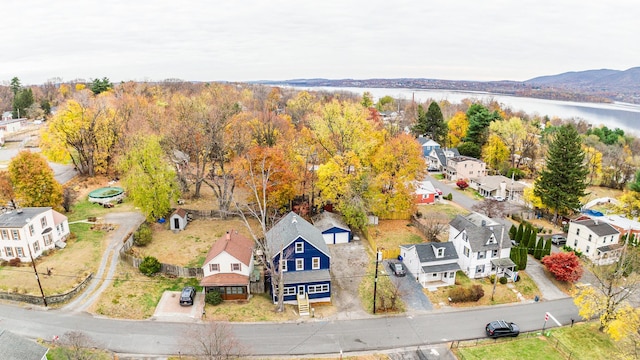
[583,145,603,185]
[489,117,526,168]
[447,111,468,148]
[617,191,640,218]
[523,185,545,210]
[481,134,509,173]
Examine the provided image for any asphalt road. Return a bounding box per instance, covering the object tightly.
[0,298,579,357]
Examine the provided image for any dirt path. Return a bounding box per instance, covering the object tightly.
[61,212,145,313]
[327,241,372,320]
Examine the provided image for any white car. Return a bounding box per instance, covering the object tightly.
[493,196,505,202]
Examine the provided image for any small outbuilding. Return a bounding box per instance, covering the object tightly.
[312,211,351,244]
[169,208,188,231]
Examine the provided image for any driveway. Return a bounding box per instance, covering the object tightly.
[524,254,568,300]
[152,291,205,322]
[328,241,371,320]
[385,260,433,312]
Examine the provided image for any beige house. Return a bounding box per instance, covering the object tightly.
[469,175,526,202]
[567,219,622,265]
[445,156,486,181]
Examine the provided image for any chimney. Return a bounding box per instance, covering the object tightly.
[226,231,231,240]
[594,220,598,225]
[292,215,297,224]
[481,220,486,227]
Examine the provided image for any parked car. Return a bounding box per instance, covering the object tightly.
[388,262,406,277]
[485,320,520,338]
[493,196,505,202]
[179,286,196,306]
[435,188,443,196]
[551,234,567,246]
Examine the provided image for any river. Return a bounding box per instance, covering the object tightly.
[290,86,640,135]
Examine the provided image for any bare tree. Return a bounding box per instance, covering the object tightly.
[471,199,507,219]
[180,322,248,360]
[58,331,104,360]
[415,213,449,241]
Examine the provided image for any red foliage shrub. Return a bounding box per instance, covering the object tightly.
[541,252,583,282]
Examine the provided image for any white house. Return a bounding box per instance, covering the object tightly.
[449,212,515,279]
[200,230,255,300]
[400,242,460,289]
[567,219,621,265]
[0,328,48,360]
[0,208,70,262]
[312,211,351,244]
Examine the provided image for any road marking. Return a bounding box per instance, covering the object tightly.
[546,312,562,326]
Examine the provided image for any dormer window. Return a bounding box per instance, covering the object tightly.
[436,247,444,258]
[486,235,497,245]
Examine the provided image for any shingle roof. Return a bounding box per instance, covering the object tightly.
[597,243,624,252]
[266,212,330,258]
[401,242,458,263]
[0,328,48,360]
[421,262,460,273]
[312,211,350,233]
[200,273,249,287]
[171,208,187,219]
[282,269,331,284]
[450,213,511,251]
[0,208,50,228]
[203,230,254,267]
[575,219,620,236]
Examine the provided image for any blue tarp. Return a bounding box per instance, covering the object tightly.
[583,209,604,217]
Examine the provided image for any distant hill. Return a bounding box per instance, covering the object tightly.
[261,67,640,105]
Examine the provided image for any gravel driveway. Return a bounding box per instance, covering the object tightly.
[328,240,372,320]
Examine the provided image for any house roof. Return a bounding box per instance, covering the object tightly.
[312,211,350,233]
[52,210,67,226]
[490,258,516,268]
[203,230,254,267]
[0,208,50,228]
[414,180,436,195]
[421,262,461,274]
[266,212,330,258]
[0,328,48,360]
[470,175,526,192]
[401,242,458,263]
[593,215,640,232]
[171,208,187,219]
[450,213,511,251]
[574,219,620,236]
[200,273,249,287]
[282,269,331,285]
[417,138,440,147]
[448,155,484,165]
[429,147,459,167]
[597,243,624,252]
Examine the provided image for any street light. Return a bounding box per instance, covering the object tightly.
[26,218,47,307]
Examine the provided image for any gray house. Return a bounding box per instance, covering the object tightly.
[0,328,49,360]
[400,242,460,289]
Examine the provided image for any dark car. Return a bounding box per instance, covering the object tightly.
[485,320,520,338]
[388,262,406,277]
[551,234,567,246]
[179,286,196,306]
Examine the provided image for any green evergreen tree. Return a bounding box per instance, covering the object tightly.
[413,101,447,144]
[13,88,34,118]
[527,228,537,255]
[543,238,552,257]
[463,103,501,147]
[10,77,21,95]
[90,77,113,95]
[515,223,524,243]
[534,236,545,260]
[510,246,520,269]
[457,141,482,158]
[509,225,517,241]
[534,125,589,224]
[518,245,528,270]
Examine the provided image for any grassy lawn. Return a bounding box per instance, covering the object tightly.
[417,202,469,220]
[358,257,406,314]
[455,322,619,360]
[368,220,426,250]
[426,271,539,308]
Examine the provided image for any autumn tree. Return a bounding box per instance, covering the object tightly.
[471,198,507,219]
[8,151,63,209]
[605,305,640,358]
[447,111,468,148]
[489,117,526,168]
[118,135,179,221]
[482,134,510,173]
[542,252,583,282]
[0,171,16,209]
[286,90,318,127]
[179,321,248,359]
[361,91,374,108]
[534,125,588,223]
[574,248,640,331]
[583,145,603,185]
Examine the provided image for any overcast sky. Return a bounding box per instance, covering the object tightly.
[2,0,638,85]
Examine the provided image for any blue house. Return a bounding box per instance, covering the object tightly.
[312,211,351,244]
[417,138,440,157]
[266,212,331,305]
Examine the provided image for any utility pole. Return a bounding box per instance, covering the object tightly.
[491,227,505,301]
[25,219,47,307]
[373,248,381,314]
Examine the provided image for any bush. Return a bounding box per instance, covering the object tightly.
[448,284,485,303]
[499,276,508,284]
[446,193,453,201]
[205,291,223,305]
[139,256,161,276]
[511,213,522,222]
[489,274,496,284]
[8,257,21,267]
[133,223,153,246]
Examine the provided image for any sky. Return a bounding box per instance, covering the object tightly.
[1,0,639,86]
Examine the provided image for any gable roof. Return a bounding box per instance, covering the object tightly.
[312,211,350,233]
[415,180,436,195]
[0,208,50,228]
[171,208,187,219]
[52,209,67,226]
[401,242,458,263]
[204,230,254,266]
[448,155,484,165]
[417,138,440,147]
[450,213,511,251]
[469,175,526,192]
[266,212,330,258]
[574,219,620,236]
[0,328,48,360]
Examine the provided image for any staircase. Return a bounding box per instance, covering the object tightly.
[297,293,310,316]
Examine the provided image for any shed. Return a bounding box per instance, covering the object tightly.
[170,208,188,231]
[312,211,351,244]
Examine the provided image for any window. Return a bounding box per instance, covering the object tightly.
[477,251,485,259]
[32,241,40,253]
[231,263,241,271]
[15,247,24,257]
[436,248,444,258]
[295,242,304,253]
[11,230,19,241]
[574,240,578,247]
[28,224,34,236]
[492,249,499,258]
[0,230,8,240]
[586,246,590,254]
[296,258,304,271]
[449,272,455,278]
[588,234,592,242]
[280,287,296,296]
[577,228,580,235]
[491,264,496,272]
[307,284,329,294]
[43,234,53,246]
[280,259,287,272]
[41,217,47,227]
[443,272,448,278]
[476,265,485,273]
[463,247,470,257]
[312,257,320,269]
[4,247,13,257]
[463,233,468,242]
[432,273,438,277]
[225,286,245,295]
[209,263,220,272]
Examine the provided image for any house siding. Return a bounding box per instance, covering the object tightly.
[273,237,330,272]
[0,209,69,262]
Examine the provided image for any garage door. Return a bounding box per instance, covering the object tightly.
[322,233,334,244]
[335,232,349,244]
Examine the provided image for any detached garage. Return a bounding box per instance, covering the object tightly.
[312,211,351,244]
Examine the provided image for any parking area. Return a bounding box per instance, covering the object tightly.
[384,260,433,312]
[328,240,371,319]
[152,290,205,322]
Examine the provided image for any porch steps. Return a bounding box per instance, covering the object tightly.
[297,293,310,316]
